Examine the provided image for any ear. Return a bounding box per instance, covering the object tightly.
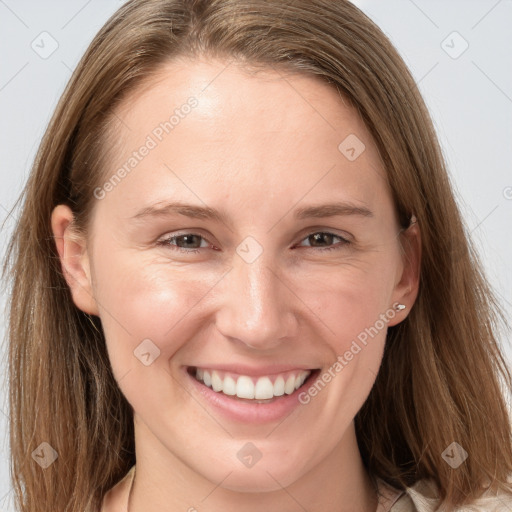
[387,219,421,327]
[50,204,99,316]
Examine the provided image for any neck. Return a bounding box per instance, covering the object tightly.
[129,418,377,512]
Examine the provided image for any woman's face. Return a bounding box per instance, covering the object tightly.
[54,58,419,491]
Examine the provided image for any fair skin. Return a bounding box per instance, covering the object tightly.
[51,58,420,512]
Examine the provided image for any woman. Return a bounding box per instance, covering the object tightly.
[4,0,512,511]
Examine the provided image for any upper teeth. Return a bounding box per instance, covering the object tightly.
[195,368,311,400]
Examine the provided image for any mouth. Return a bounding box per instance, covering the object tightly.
[186,366,318,404]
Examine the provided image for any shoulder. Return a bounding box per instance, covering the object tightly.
[100,465,135,512]
[377,477,512,512]
[405,478,512,512]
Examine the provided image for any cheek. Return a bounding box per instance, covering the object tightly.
[293,254,399,347]
[292,252,399,405]
[294,271,393,432]
[90,246,220,374]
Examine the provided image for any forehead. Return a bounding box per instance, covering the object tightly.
[97,57,390,220]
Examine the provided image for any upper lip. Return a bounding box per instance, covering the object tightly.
[186,364,318,377]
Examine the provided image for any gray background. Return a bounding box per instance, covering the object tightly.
[1,0,511,508]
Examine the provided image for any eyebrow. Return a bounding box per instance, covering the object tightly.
[294,203,373,220]
[131,201,230,224]
[130,200,373,226]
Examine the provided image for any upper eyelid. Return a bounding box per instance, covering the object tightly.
[158,231,214,245]
[296,229,351,243]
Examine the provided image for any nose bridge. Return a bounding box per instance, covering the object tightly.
[216,248,296,349]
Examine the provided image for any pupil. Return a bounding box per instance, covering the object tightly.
[311,233,332,246]
[180,235,200,248]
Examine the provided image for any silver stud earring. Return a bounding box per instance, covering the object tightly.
[395,303,406,311]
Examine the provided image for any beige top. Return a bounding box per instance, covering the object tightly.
[100,465,512,512]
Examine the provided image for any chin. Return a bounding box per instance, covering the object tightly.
[216,469,299,493]
[197,452,308,493]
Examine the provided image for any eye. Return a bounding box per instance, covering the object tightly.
[296,231,351,252]
[157,230,351,254]
[157,233,213,253]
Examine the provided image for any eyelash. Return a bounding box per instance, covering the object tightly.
[156,231,351,254]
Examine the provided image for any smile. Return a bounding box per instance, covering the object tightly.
[185,365,321,423]
[190,367,312,402]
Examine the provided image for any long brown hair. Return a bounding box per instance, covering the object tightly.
[3,1,512,510]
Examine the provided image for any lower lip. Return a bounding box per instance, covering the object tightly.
[184,368,319,424]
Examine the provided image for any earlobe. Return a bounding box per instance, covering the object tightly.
[387,220,421,327]
[50,204,99,316]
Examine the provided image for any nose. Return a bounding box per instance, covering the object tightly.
[214,251,299,351]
